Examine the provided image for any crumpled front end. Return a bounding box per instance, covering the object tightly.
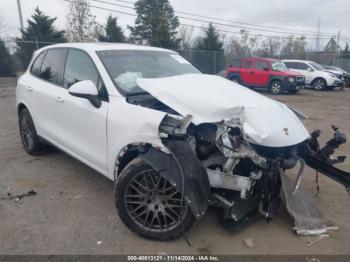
[135,74,349,236]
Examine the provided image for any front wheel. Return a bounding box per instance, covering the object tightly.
[115,158,195,240]
[312,78,327,91]
[269,80,283,95]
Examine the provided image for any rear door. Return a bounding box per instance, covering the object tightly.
[240,59,253,85]
[251,60,270,87]
[27,48,67,140]
[54,49,109,173]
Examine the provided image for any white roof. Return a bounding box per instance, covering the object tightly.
[283,59,312,63]
[38,42,177,53]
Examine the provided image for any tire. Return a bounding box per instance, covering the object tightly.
[269,80,283,95]
[115,158,195,240]
[18,108,45,155]
[230,76,241,84]
[312,78,327,91]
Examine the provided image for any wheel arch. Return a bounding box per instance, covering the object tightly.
[114,142,168,182]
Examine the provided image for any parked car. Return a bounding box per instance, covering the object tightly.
[283,60,343,90]
[17,43,350,240]
[322,64,350,87]
[227,58,305,94]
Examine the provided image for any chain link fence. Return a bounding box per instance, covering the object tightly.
[1,39,350,75]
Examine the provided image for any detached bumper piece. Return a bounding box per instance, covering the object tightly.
[280,169,337,235]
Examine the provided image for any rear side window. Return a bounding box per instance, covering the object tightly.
[254,61,269,70]
[242,60,252,68]
[230,59,241,67]
[30,51,46,77]
[63,49,108,100]
[40,49,67,85]
[286,62,308,70]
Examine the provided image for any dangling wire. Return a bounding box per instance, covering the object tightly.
[313,171,320,198]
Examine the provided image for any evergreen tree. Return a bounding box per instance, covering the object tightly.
[98,15,126,43]
[193,24,225,74]
[0,39,16,77]
[128,0,180,48]
[16,7,66,68]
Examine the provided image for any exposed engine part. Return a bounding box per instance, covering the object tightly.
[207,169,252,199]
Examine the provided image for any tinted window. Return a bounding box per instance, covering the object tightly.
[40,49,67,85]
[30,51,46,76]
[242,60,252,68]
[254,61,269,70]
[64,49,108,100]
[231,59,241,67]
[284,62,296,69]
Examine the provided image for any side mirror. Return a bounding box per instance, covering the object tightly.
[307,68,313,72]
[68,80,101,108]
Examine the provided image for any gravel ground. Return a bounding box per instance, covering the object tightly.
[0,85,349,255]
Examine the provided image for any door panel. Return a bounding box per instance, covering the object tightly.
[27,49,67,139]
[54,49,109,173]
[251,60,270,86]
[240,59,253,85]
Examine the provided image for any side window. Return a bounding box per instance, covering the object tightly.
[63,49,108,100]
[30,51,46,77]
[40,49,67,85]
[296,62,308,70]
[254,61,269,70]
[242,60,252,68]
[285,62,295,69]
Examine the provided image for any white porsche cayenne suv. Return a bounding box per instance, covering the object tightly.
[17,43,346,240]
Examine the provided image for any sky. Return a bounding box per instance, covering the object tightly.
[1,0,350,49]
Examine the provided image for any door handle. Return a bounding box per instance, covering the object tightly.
[24,86,33,91]
[250,71,255,74]
[54,96,64,103]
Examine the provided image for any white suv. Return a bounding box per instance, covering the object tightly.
[283,60,343,90]
[17,43,344,240]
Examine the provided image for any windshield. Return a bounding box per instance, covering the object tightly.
[309,62,324,70]
[98,50,201,95]
[271,61,288,71]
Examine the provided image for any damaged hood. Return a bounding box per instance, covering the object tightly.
[137,74,310,147]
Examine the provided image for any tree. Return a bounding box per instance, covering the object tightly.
[324,37,338,53]
[193,23,225,74]
[16,7,66,68]
[128,0,180,48]
[98,15,126,43]
[257,37,282,57]
[0,39,16,77]
[178,25,194,49]
[67,0,97,42]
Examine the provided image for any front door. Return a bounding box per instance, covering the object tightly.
[55,49,109,174]
[251,60,270,87]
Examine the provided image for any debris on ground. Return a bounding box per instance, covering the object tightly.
[74,195,86,200]
[307,234,330,247]
[0,190,37,202]
[243,238,254,248]
[96,241,102,245]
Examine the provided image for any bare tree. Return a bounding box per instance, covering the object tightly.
[0,14,7,36]
[239,30,259,57]
[66,0,97,42]
[257,37,282,57]
[178,25,194,49]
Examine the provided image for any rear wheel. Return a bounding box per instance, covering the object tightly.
[269,80,283,95]
[18,108,45,155]
[312,78,326,91]
[115,158,195,240]
[230,76,241,84]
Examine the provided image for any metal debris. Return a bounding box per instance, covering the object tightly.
[307,234,330,247]
[0,190,37,202]
[243,238,254,249]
